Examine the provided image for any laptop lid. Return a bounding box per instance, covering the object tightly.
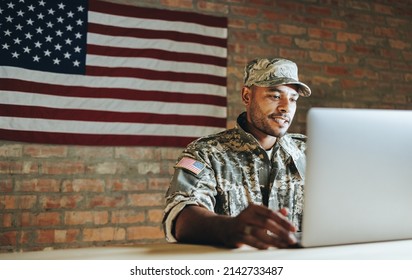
[301,108,412,248]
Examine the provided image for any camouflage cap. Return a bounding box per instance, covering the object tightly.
[243,58,311,97]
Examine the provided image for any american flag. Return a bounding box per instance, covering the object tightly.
[175,157,205,175]
[0,0,227,147]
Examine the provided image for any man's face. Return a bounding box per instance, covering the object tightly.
[242,84,299,139]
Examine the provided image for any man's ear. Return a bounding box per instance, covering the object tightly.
[241,86,251,105]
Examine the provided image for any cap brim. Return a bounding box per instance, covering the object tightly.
[253,77,311,97]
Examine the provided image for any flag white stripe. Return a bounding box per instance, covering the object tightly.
[87,33,227,58]
[88,11,228,39]
[86,55,226,77]
[0,117,223,137]
[1,67,226,96]
[0,91,226,117]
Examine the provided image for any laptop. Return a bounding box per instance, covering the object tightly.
[298,107,412,248]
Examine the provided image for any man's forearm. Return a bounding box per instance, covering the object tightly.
[174,205,236,247]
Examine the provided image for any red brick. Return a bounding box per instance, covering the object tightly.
[389,39,410,50]
[36,229,80,243]
[279,24,306,36]
[290,15,319,26]
[308,28,335,40]
[341,79,366,89]
[0,161,38,174]
[36,229,55,243]
[88,194,126,208]
[232,30,260,42]
[148,209,163,223]
[148,177,170,191]
[54,229,79,243]
[323,42,346,53]
[160,0,193,9]
[347,1,371,11]
[128,193,165,207]
[40,194,84,209]
[1,213,13,227]
[111,209,145,224]
[305,5,333,16]
[0,179,13,192]
[337,32,362,42]
[373,3,393,15]
[115,147,160,160]
[1,195,13,210]
[72,147,114,159]
[86,161,127,175]
[16,179,60,192]
[83,227,125,242]
[230,6,260,17]
[198,1,228,14]
[21,212,61,226]
[263,11,289,21]
[266,35,292,46]
[279,49,307,60]
[366,59,390,69]
[0,231,17,247]
[321,18,347,30]
[65,211,108,225]
[353,69,379,80]
[325,65,349,76]
[127,226,164,240]
[295,39,321,50]
[0,144,22,157]
[42,161,84,175]
[17,195,37,209]
[309,52,337,63]
[229,19,246,29]
[24,145,67,158]
[276,2,305,11]
[108,178,147,192]
[62,179,105,192]
[374,27,397,38]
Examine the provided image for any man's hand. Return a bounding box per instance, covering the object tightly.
[174,204,298,250]
[226,204,298,249]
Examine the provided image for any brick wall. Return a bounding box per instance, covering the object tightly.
[1,0,411,252]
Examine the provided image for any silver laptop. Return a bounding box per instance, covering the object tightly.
[300,107,412,248]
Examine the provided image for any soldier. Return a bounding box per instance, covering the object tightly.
[163,58,311,249]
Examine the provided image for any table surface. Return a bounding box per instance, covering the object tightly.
[1,239,412,260]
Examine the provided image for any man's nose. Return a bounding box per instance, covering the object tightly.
[278,98,290,113]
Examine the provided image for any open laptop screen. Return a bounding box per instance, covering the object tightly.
[301,108,412,248]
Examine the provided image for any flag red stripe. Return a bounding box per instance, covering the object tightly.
[0,79,226,106]
[88,23,226,48]
[89,0,227,29]
[0,128,197,147]
[85,66,226,86]
[87,45,227,67]
[0,104,226,127]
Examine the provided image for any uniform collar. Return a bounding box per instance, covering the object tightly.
[236,112,306,179]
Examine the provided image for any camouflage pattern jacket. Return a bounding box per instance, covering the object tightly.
[163,112,307,242]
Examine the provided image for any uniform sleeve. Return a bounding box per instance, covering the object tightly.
[162,155,217,242]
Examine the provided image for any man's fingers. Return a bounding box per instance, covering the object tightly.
[241,226,291,249]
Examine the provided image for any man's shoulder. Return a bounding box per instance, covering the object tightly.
[282,133,307,152]
[188,128,238,147]
[287,133,307,143]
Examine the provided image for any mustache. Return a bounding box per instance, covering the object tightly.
[269,113,291,122]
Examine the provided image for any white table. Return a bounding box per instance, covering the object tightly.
[1,239,412,260]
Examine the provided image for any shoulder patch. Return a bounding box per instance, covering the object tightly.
[175,157,205,175]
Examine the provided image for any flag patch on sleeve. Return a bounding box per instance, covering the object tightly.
[175,157,205,175]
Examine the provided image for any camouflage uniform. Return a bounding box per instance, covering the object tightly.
[163,112,307,242]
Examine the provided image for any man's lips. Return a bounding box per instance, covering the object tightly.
[270,114,290,124]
